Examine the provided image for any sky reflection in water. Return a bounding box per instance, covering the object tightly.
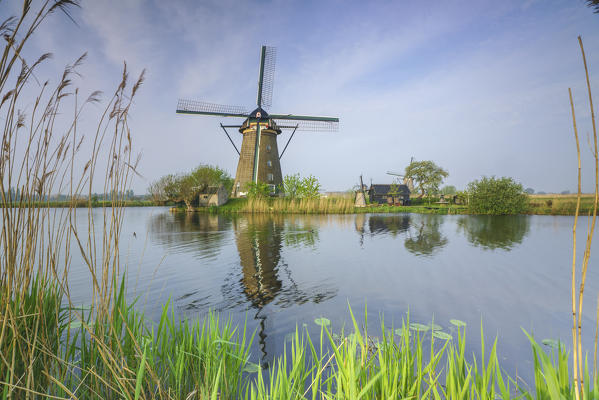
[68,209,597,385]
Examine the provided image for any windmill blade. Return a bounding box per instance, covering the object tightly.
[256,46,276,109]
[271,114,339,132]
[386,171,404,177]
[176,99,249,118]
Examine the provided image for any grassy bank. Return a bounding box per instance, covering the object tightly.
[178,197,469,215]
[5,278,592,399]
[177,195,594,216]
[2,199,157,208]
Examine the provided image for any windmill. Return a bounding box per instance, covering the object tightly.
[387,170,414,191]
[176,46,339,197]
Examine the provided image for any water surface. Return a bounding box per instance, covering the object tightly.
[68,209,599,385]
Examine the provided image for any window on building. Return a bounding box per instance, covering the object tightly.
[267,173,274,182]
[266,144,271,152]
[267,160,272,167]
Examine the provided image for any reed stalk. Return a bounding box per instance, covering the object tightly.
[567,36,599,400]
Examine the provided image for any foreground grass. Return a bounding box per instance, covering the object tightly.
[5,278,595,399]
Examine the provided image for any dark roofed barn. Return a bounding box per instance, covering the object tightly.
[368,184,410,206]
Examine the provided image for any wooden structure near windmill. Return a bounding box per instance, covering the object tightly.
[176,46,339,197]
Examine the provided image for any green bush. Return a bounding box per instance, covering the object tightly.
[246,181,272,199]
[281,173,321,199]
[467,176,529,215]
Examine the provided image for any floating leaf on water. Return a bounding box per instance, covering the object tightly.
[432,331,453,340]
[542,339,559,348]
[243,363,261,373]
[314,317,331,327]
[395,328,411,337]
[450,319,467,327]
[332,333,341,340]
[69,321,82,330]
[409,323,430,332]
[429,323,443,331]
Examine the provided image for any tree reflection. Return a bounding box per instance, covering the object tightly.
[456,215,530,250]
[282,215,319,248]
[148,212,230,259]
[404,215,448,256]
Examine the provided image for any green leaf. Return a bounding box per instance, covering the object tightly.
[314,317,331,327]
[409,323,430,332]
[68,320,82,330]
[432,331,452,340]
[134,343,148,400]
[394,328,409,337]
[243,362,261,373]
[429,323,443,331]
[450,319,467,327]
[542,339,559,348]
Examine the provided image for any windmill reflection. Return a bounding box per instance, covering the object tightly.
[230,214,335,359]
[234,215,283,307]
[149,212,336,360]
[148,212,230,259]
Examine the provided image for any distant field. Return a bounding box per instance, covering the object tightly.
[527,194,597,215]
[529,193,595,199]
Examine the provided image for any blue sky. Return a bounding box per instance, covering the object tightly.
[12,0,599,193]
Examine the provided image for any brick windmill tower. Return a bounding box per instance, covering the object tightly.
[176,46,339,197]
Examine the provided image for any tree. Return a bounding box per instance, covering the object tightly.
[561,190,571,195]
[281,174,302,198]
[246,181,272,199]
[148,165,233,208]
[281,174,321,199]
[191,164,233,194]
[467,176,528,215]
[441,185,457,196]
[524,188,535,194]
[404,160,448,198]
[297,175,321,199]
[388,182,401,199]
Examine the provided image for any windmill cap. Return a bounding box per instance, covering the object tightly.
[249,107,269,119]
[239,109,282,134]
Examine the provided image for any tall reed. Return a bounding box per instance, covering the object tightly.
[241,197,355,214]
[568,36,599,400]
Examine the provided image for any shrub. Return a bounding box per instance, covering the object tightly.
[467,176,528,215]
[246,181,272,199]
[281,173,321,199]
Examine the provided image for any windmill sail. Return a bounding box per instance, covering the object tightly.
[176,99,248,118]
[271,114,339,131]
[176,44,339,197]
[256,46,276,109]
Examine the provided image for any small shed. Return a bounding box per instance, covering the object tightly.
[198,185,228,207]
[368,184,410,205]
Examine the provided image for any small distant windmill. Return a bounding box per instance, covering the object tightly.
[355,174,367,207]
[387,170,414,191]
[177,46,339,197]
